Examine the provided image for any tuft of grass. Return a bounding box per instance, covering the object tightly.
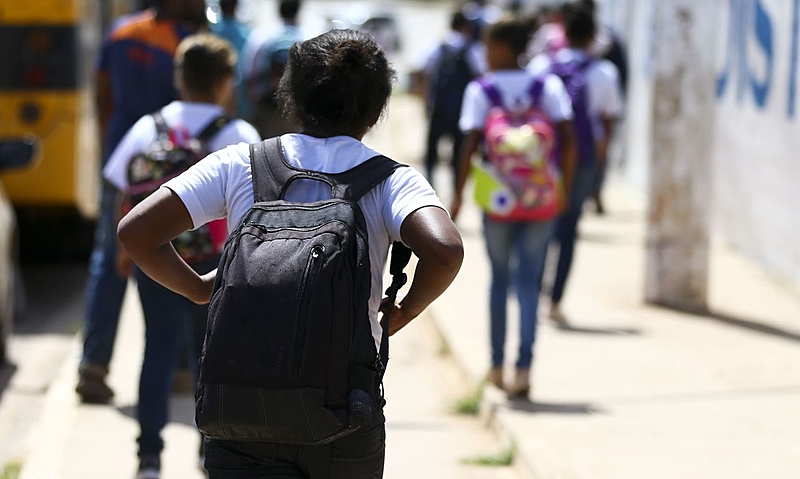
[1,461,22,479]
[452,381,485,415]
[461,443,516,467]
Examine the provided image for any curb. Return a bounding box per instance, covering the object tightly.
[426,309,543,479]
[18,336,81,479]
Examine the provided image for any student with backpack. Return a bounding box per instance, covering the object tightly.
[243,0,304,138]
[421,10,485,190]
[528,4,623,326]
[102,34,260,479]
[117,29,464,477]
[77,0,207,406]
[451,17,576,399]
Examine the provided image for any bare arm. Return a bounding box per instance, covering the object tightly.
[449,130,482,221]
[117,188,215,304]
[383,206,464,335]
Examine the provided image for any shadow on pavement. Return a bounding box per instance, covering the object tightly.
[667,307,800,345]
[116,393,198,428]
[705,309,800,344]
[555,323,641,336]
[0,361,18,399]
[14,262,89,337]
[503,399,603,415]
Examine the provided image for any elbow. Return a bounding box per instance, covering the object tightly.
[116,215,132,252]
[427,233,465,275]
[443,236,465,273]
[116,213,139,254]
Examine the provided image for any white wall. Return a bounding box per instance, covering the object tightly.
[600,0,800,287]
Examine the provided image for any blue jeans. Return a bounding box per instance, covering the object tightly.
[204,414,386,478]
[135,256,218,457]
[81,183,128,368]
[550,165,597,304]
[483,217,553,369]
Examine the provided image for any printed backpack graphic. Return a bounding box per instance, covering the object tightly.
[125,112,230,263]
[195,138,411,445]
[473,77,563,222]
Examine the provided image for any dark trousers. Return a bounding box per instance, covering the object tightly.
[550,165,597,304]
[135,256,219,457]
[424,113,463,191]
[81,183,128,368]
[204,414,386,479]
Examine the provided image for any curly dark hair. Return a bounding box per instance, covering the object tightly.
[276,29,396,136]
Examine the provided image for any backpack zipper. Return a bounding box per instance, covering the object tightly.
[291,244,325,378]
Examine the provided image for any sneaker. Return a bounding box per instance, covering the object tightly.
[76,363,114,404]
[486,367,504,390]
[506,369,530,399]
[135,455,160,479]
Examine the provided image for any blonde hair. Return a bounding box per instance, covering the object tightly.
[174,33,237,95]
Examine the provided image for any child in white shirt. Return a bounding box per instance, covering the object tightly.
[451,17,577,399]
[118,29,463,478]
[103,33,260,479]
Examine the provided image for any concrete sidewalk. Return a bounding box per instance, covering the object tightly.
[15,282,522,479]
[14,94,800,478]
[428,178,800,479]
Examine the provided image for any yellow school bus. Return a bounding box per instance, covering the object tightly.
[0,0,139,258]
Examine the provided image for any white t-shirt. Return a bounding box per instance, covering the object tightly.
[528,49,624,140]
[459,69,574,133]
[103,101,261,191]
[163,134,445,348]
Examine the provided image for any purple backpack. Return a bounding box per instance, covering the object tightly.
[550,58,596,166]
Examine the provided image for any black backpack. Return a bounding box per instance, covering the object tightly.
[430,43,476,122]
[195,137,411,444]
[125,112,231,263]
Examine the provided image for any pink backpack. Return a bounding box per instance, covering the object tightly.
[475,77,563,222]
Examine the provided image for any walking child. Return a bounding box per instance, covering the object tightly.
[528,4,623,325]
[451,17,576,398]
[77,0,207,405]
[117,29,463,477]
[102,34,260,478]
[421,10,484,190]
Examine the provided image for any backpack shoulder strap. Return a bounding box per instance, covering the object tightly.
[196,115,232,142]
[379,241,412,370]
[328,156,405,202]
[250,137,407,203]
[477,77,503,108]
[528,76,546,106]
[250,137,300,202]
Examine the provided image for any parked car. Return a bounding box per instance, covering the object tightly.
[0,138,37,362]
